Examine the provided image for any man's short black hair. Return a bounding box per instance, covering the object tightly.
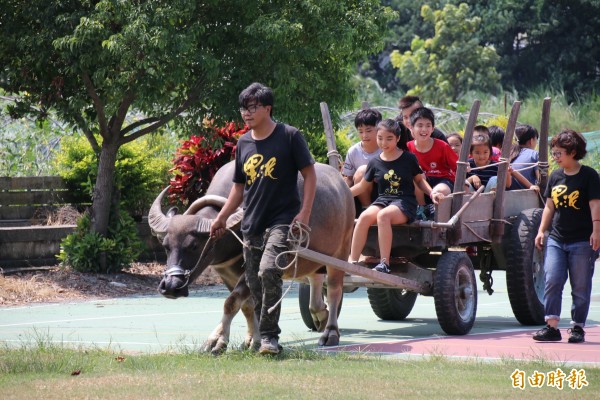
[354,109,382,128]
[398,95,423,110]
[239,82,274,116]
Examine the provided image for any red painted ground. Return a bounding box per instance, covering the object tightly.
[322,325,600,365]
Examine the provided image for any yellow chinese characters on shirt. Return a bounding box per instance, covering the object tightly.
[551,185,580,210]
[244,155,277,185]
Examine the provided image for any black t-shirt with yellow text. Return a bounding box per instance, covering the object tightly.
[544,165,600,243]
[233,123,315,235]
[364,151,422,206]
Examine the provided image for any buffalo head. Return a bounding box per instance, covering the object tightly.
[148,187,242,299]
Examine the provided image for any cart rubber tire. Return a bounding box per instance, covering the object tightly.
[505,208,545,325]
[298,283,343,331]
[433,252,477,335]
[367,288,418,320]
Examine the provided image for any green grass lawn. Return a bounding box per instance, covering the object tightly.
[1,342,597,399]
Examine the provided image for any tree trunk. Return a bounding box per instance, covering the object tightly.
[91,138,120,272]
[91,138,119,237]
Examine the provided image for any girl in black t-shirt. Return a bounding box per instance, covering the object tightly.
[349,119,443,274]
[533,129,600,344]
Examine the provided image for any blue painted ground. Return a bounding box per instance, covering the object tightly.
[1,267,599,365]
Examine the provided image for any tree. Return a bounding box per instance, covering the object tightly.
[389,3,500,105]
[0,0,394,267]
[471,0,600,98]
[359,0,447,93]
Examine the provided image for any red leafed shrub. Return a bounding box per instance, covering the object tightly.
[168,121,249,205]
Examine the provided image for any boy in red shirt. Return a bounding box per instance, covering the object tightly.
[406,107,457,215]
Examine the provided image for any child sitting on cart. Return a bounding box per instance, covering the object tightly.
[466,130,512,192]
[465,128,540,193]
[348,119,443,273]
[406,107,458,220]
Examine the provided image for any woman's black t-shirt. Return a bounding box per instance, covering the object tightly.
[544,165,600,243]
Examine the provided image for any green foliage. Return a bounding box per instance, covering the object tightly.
[54,135,170,218]
[350,76,402,110]
[0,0,395,134]
[581,149,600,174]
[390,3,500,105]
[0,0,395,237]
[460,88,600,137]
[360,0,447,92]
[0,113,66,177]
[458,0,600,99]
[58,212,143,273]
[362,1,600,101]
[305,129,352,166]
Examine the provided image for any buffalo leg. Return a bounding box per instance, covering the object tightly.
[306,273,329,332]
[318,267,344,346]
[202,275,258,354]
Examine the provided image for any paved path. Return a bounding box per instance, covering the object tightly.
[1,269,599,366]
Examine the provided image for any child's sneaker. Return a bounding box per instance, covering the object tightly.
[532,325,562,342]
[373,259,390,274]
[567,326,585,343]
[423,203,435,220]
[416,205,428,221]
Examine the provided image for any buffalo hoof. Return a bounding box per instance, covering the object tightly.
[312,308,329,332]
[202,338,228,355]
[240,335,254,351]
[158,276,189,299]
[318,327,340,347]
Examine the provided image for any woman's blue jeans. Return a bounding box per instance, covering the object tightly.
[543,237,598,327]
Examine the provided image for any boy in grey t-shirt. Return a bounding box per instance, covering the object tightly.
[342,109,382,208]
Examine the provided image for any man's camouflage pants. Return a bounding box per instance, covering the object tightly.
[243,225,289,340]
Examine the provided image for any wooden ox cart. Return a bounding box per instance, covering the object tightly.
[296,98,551,335]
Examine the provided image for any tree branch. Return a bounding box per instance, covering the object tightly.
[74,114,101,153]
[119,117,161,136]
[119,111,177,145]
[119,83,203,145]
[111,90,135,134]
[81,72,109,139]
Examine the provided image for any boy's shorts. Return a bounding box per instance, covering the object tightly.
[425,176,454,205]
[426,176,454,192]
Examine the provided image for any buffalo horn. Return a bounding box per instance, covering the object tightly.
[195,206,244,234]
[148,187,171,236]
[183,194,228,215]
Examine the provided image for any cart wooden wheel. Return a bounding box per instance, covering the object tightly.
[367,288,417,320]
[433,252,477,335]
[505,208,545,325]
[298,283,343,331]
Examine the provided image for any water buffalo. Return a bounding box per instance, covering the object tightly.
[148,161,354,353]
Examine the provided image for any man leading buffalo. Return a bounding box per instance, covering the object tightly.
[210,82,317,355]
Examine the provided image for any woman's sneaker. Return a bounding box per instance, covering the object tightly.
[532,325,562,341]
[567,326,585,343]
